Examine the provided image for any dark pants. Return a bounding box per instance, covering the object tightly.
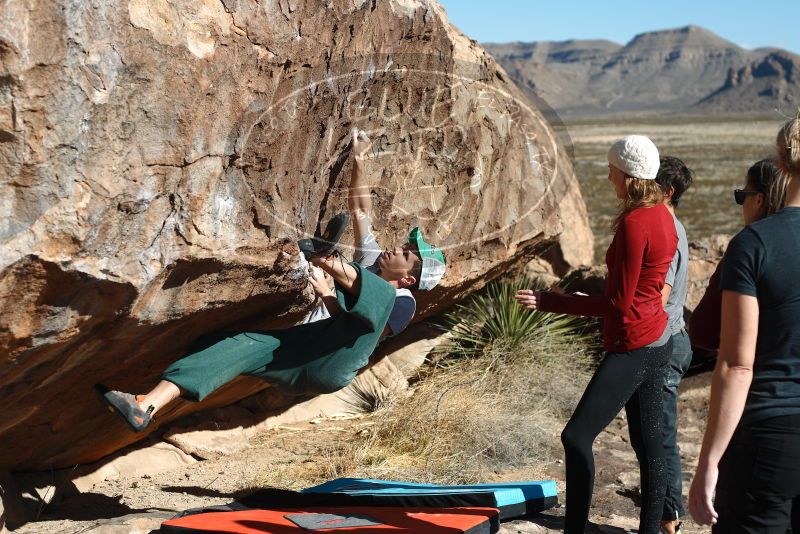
[561,339,672,534]
[629,330,692,521]
[713,414,800,533]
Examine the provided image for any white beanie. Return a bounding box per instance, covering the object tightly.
[607,135,660,180]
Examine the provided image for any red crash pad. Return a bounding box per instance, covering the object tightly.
[161,506,499,533]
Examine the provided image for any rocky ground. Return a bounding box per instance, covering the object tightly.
[15,371,712,534]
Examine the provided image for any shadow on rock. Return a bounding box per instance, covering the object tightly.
[615,487,642,508]
[514,512,632,533]
[159,485,252,499]
[36,492,165,521]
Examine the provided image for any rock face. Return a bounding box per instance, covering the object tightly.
[485,25,800,116]
[0,0,591,471]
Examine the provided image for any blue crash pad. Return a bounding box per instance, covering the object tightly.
[300,478,558,520]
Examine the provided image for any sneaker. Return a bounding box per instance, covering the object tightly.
[298,212,350,260]
[97,385,154,432]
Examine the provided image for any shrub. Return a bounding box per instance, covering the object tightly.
[436,275,596,360]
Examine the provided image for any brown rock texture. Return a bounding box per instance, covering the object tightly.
[686,234,729,311]
[0,0,591,471]
[560,265,607,297]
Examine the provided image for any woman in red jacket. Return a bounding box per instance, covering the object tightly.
[517,135,678,534]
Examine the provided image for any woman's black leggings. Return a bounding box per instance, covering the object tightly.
[561,340,672,534]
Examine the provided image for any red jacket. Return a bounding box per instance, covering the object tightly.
[539,204,678,352]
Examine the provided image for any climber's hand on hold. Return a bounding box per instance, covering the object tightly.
[351,128,371,160]
[309,266,333,298]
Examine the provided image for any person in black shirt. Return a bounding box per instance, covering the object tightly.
[689,113,800,532]
[688,159,790,353]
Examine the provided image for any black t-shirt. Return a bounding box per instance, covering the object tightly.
[721,207,800,426]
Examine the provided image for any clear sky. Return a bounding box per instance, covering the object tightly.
[437,0,800,54]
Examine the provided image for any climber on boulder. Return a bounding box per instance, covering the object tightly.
[303,128,447,335]
[98,128,446,432]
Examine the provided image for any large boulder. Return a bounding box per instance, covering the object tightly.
[0,0,590,471]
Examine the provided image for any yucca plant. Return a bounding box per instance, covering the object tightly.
[436,274,594,359]
[342,374,395,414]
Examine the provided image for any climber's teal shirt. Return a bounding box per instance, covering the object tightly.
[161,262,396,401]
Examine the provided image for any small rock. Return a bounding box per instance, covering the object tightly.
[615,470,640,489]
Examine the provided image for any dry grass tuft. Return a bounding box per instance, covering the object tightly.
[354,337,594,484]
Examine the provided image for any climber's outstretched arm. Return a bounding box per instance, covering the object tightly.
[348,128,373,246]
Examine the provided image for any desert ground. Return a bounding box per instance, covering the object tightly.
[15,371,714,533]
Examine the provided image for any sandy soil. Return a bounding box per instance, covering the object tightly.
[15,370,713,534]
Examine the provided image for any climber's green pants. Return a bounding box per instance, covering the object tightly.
[161,263,396,401]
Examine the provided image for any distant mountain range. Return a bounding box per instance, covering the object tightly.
[483,26,799,117]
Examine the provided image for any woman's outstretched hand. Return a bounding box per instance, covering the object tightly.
[515,289,542,310]
[688,461,719,525]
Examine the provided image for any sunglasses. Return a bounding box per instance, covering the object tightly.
[734,189,762,205]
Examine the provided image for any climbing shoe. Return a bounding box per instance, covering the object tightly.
[298,212,350,260]
[97,385,154,432]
